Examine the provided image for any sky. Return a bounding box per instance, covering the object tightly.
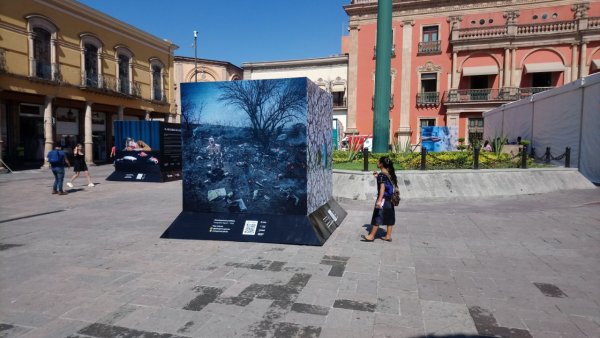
[78,0,351,67]
[180,79,306,127]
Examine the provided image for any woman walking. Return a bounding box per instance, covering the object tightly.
[361,156,397,242]
[67,144,94,188]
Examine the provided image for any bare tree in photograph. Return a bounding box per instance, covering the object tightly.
[180,100,205,130]
[218,79,305,150]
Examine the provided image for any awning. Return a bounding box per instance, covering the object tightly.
[462,65,498,76]
[524,62,565,73]
[592,59,600,71]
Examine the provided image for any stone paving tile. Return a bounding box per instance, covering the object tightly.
[421,300,478,336]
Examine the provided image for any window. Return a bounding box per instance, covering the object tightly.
[419,118,436,142]
[421,73,437,92]
[83,43,99,87]
[422,26,438,42]
[532,72,552,87]
[152,65,162,100]
[26,15,58,80]
[118,54,130,94]
[419,26,441,54]
[468,118,484,145]
[33,28,52,79]
[332,91,345,107]
[418,73,439,105]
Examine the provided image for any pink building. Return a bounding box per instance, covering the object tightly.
[343,0,600,147]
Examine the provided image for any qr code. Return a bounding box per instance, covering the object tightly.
[242,220,258,235]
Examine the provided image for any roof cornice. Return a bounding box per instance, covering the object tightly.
[345,0,587,19]
[36,0,179,53]
[242,55,349,69]
[174,56,242,71]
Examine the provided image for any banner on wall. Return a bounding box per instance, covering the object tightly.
[161,78,346,245]
[107,120,182,182]
[421,126,458,152]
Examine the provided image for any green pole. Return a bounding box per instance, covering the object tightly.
[372,0,392,154]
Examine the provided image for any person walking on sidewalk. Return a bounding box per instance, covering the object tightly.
[47,143,71,195]
[361,156,397,242]
[67,143,94,188]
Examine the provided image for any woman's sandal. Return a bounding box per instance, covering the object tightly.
[382,238,392,242]
[360,235,374,242]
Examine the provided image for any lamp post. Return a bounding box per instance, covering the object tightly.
[372,0,392,153]
[193,30,198,82]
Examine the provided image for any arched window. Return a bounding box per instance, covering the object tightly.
[80,34,102,88]
[115,46,133,95]
[150,58,164,101]
[26,15,58,80]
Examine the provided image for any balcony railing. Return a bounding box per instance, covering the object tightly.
[452,18,591,42]
[455,25,508,40]
[444,87,553,103]
[0,48,6,73]
[373,44,396,59]
[81,70,100,88]
[372,94,394,109]
[416,92,440,106]
[30,59,60,81]
[516,20,577,36]
[589,16,600,30]
[418,41,442,55]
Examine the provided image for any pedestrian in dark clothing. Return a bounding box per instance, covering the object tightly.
[361,156,397,242]
[47,143,70,195]
[67,143,94,187]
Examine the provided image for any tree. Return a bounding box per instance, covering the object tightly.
[218,79,305,150]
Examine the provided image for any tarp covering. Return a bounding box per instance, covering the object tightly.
[524,62,565,73]
[462,65,498,76]
[483,72,600,184]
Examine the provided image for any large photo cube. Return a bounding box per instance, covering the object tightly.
[162,78,346,245]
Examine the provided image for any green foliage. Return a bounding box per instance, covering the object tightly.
[390,137,413,154]
[487,134,508,157]
[332,149,546,171]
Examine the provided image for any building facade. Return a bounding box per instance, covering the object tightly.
[173,56,242,121]
[344,0,600,148]
[243,55,349,136]
[0,0,177,169]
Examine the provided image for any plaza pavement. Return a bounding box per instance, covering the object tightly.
[0,165,599,338]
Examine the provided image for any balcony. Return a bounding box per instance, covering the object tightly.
[371,94,394,109]
[452,18,599,43]
[418,41,442,55]
[0,48,6,73]
[443,87,553,104]
[373,44,396,59]
[30,59,61,82]
[416,92,440,106]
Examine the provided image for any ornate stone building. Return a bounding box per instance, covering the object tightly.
[0,0,177,168]
[343,0,600,147]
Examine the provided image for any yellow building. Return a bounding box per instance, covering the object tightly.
[0,0,178,169]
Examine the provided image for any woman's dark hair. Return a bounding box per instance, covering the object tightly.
[379,156,397,186]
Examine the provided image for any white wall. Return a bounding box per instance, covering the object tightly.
[483,72,600,184]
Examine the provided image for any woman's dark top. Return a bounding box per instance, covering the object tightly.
[72,152,88,172]
[370,173,396,225]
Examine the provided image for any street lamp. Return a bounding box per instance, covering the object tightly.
[193,30,198,82]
